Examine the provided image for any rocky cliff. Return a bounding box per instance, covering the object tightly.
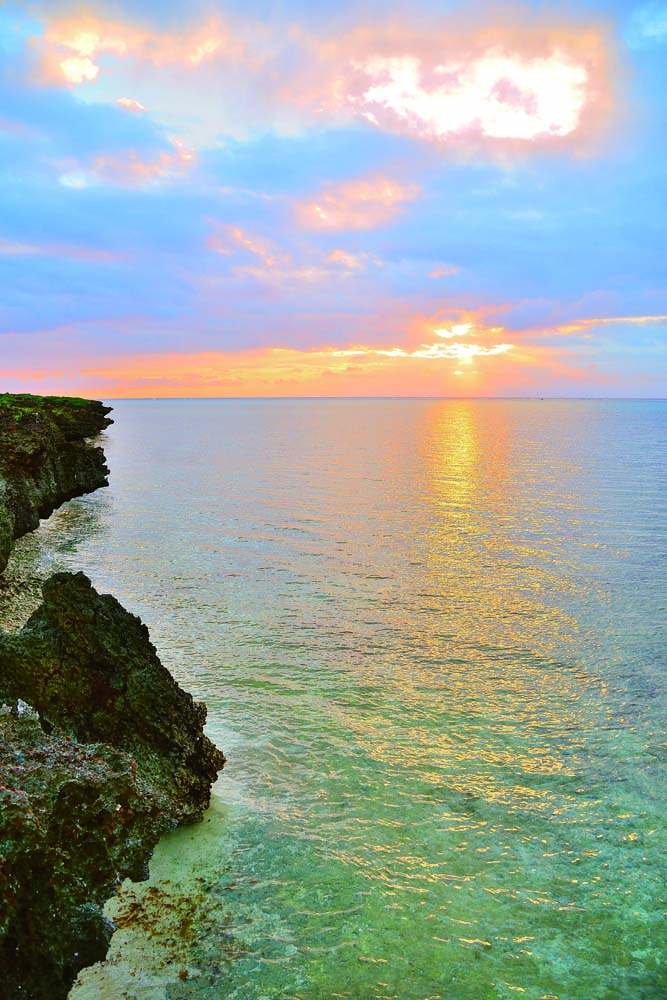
[0,394,112,573]
[0,394,225,999]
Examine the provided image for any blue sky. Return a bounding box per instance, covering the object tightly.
[0,0,665,396]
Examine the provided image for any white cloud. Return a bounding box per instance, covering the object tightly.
[353,50,589,142]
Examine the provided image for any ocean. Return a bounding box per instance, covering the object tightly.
[14,398,666,1000]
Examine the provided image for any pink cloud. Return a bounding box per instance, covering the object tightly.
[204,224,383,291]
[206,222,286,268]
[552,314,667,335]
[115,97,146,112]
[36,12,245,87]
[56,139,196,188]
[328,250,371,271]
[430,263,459,278]
[28,9,614,155]
[483,310,667,342]
[282,18,614,149]
[93,140,195,184]
[353,50,588,142]
[58,323,514,397]
[5,307,661,399]
[295,175,420,231]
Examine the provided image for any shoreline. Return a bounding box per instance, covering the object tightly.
[0,393,225,998]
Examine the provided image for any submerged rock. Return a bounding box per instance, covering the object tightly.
[0,394,226,998]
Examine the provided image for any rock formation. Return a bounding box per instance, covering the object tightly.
[0,571,224,825]
[0,394,225,999]
[0,393,112,573]
[0,712,166,999]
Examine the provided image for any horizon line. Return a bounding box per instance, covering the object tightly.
[96,394,667,402]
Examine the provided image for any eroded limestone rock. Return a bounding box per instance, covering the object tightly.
[0,711,164,998]
[0,571,225,826]
[0,394,226,998]
[0,394,112,573]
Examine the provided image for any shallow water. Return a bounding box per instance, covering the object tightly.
[20,398,665,1000]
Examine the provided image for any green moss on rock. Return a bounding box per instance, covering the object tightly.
[0,393,113,572]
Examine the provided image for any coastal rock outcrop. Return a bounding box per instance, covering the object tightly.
[0,394,225,999]
[0,571,225,826]
[0,393,112,573]
[0,712,166,999]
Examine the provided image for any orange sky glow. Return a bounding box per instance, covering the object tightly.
[2,2,665,398]
[5,314,664,399]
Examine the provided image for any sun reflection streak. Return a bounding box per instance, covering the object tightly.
[315,401,617,830]
[65,399,667,998]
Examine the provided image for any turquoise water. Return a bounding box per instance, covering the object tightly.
[33,398,665,1000]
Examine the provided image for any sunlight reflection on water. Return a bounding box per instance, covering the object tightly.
[15,398,663,1000]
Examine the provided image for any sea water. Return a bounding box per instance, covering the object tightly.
[18,399,665,1000]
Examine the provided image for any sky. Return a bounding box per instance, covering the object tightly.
[0,0,665,398]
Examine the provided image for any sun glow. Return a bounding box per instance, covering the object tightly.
[434,323,474,339]
[9,309,663,399]
[57,315,516,398]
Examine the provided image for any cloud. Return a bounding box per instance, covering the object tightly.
[0,7,658,400]
[204,220,381,289]
[352,50,588,142]
[332,341,512,363]
[4,306,665,399]
[432,322,474,339]
[58,137,196,187]
[116,97,146,112]
[284,18,613,149]
[206,221,286,268]
[557,314,667,334]
[327,249,371,270]
[59,55,99,84]
[328,314,513,364]
[430,263,458,278]
[36,11,245,87]
[27,7,613,153]
[295,174,420,230]
[66,327,514,398]
[0,238,43,256]
[526,313,667,338]
[0,49,178,177]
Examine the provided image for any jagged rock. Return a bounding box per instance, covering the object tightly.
[0,571,225,826]
[0,394,226,999]
[0,394,112,573]
[0,711,165,999]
